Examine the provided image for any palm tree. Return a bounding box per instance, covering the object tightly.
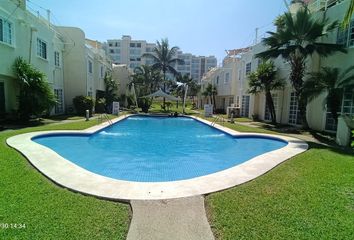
[342,0,354,28]
[257,7,347,128]
[176,74,194,105]
[302,66,354,123]
[248,61,286,124]
[202,83,214,105]
[133,65,162,92]
[202,83,218,110]
[142,38,184,108]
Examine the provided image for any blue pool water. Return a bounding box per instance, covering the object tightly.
[33,116,287,182]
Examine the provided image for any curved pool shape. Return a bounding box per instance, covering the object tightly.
[33,116,287,182]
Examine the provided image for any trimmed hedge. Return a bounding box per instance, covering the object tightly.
[73,96,94,116]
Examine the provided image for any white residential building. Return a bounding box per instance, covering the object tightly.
[172,51,217,83]
[56,27,112,111]
[200,0,354,132]
[0,0,65,116]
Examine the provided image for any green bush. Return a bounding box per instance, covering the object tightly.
[73,96,94,116]
[351,130,354,148]
[95,98,106,113]
[13,57,56,121]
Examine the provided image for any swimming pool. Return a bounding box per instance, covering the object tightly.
[33,116,287,182]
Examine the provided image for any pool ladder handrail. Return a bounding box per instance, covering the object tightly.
[99,113,113,125]
[211,115,225,126]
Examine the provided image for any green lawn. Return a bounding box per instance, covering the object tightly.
[207,143,354,239]
[2,112,353,239]
[0,119,130,240]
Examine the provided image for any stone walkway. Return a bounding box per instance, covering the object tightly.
[127,196,215,240]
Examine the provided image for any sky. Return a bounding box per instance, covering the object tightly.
[26,0,288,63]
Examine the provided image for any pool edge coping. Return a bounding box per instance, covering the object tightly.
[6,114,308,201]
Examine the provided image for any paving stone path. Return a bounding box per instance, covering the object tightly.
[127,196,215,240]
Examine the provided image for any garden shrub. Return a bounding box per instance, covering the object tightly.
[73,96,94,116]
[13,57,56,121]
[95,98,106,113]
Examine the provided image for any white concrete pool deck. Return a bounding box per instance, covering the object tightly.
[6,114,308,201]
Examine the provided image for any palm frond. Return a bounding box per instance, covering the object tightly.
[342,0,354,28]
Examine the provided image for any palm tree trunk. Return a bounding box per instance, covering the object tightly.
[289,53,309,129]
[266,91,277,124]
[163,70,166,109]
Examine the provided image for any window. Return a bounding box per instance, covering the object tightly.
[236,96,240,107]
[325,113,337,131]
[130,43,136,47]
[325,90,354,131]
[229,97,234,106]
[289,92,302,125]
[54,51,60,67]
[136,43,141,48]
[350,20,354,47]
[336,19,354,47]
[245,62,252,75]
[37,38,47,59]
[342,90,354,116]
[0,82,5,116]
[87,91,93,97]
[0,18,13,45]
[108,43,113,47]
[216,76,219,85]
[110,49,114,53]
[100,65,104,78]
[88,60,93,74]
[224,73,230,84]
[115,42,120,47]
[54,89,64,114]
[264,93,278,121]
[337,27,348,46]
[241,95,250,117]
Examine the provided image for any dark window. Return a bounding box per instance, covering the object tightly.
[0,82,5,116]
[54,51,60,67]
[137,43,141,48]
[88,60,93,73]
[246,62,252,75]
[37,38,47,59]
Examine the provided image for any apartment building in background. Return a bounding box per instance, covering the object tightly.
[172,51,217,83]
[200,0,354,132]
[104,35,217,82]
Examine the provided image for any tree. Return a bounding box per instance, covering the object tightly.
[131,65,162,112]
[302,66,354,123]
[248,61,286,124]
[257,7,347,128]
[142,38,184,108]
[202,83,217,110]
[342,0,354,28]
[13,57,56,121]
[175,74,194,106]
[104,73,119,112]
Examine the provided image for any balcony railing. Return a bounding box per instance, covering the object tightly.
[307,0,339,12]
